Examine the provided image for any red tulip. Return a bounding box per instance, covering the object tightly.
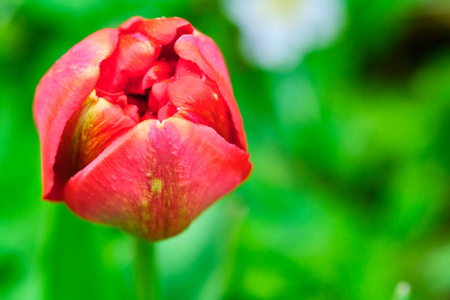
[33,16,252,240]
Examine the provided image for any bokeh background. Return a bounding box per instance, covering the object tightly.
[1,0,450,299]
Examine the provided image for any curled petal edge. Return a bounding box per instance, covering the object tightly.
[119,16,193,45]
[174,31,247,150]
[33,28,120,200]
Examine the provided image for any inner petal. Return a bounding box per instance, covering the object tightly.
[167,75,232,142]
[119,17,194,45]
[96,32,161,93]
[53,90,138,184]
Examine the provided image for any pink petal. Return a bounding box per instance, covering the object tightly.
[119,16,193,45]
[151,78,172,107]
[175,58,202,79]
[157,102,177,121]
[174,31,247,150]
[168,75,232,142]
[141,60,174,91]
[96,32,161,92]
[33,28,119,200]
[147,93,160,114]
[63,117,252,241]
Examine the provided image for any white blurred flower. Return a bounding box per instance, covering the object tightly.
[393,281,411,300]
[222,0,345,70]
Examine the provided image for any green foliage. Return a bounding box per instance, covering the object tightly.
[1,0,450,299]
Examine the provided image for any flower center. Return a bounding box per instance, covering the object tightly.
[91,29,236,147]
[93,30,225,127]
[95,56,178,123]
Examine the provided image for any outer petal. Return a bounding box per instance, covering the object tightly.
[174,31,247,150]
[63,118,252,240]
[33,28,119,200]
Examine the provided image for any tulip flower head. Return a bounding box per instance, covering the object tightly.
[33,17,252,241]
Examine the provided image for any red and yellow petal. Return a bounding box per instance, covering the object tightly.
[50,91,138,200]
[33,28,119,200]
[63,117,252,241]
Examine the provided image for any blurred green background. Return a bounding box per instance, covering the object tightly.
[1,0,450,299]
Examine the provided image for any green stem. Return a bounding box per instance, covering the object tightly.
[134,238,158,300]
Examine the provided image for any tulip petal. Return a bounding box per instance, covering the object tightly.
[168,75,232,142]
[52,91,137,196]
[174,31,247,150]
[96,33,161,92]
[33,28,119,200]
[175,58,202,79]
[119,16,193,45]
[141,61,174,91]
[63,117,252,240]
